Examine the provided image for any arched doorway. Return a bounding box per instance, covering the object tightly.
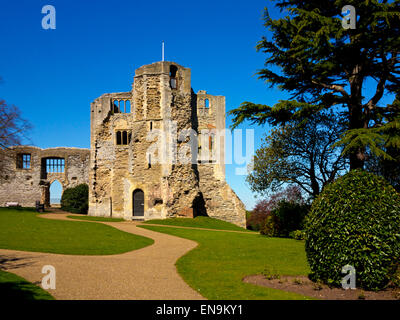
[50,180,63,206]
[132,189,144,217]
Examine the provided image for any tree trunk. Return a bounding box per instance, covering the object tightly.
[348,76,366,170]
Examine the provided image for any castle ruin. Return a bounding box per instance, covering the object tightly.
[0,61,246,227]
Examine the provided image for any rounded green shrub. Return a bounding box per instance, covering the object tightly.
[61,184,89,214]
[289,230,306,240]
[304,169,400,290]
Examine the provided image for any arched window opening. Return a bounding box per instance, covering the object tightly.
[205,99,210,108]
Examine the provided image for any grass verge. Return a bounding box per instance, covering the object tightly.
[143,216,253,232]
[0,269,54,300]
[0,208,153,255]
[66,215,125,222]
[139,225,313,300]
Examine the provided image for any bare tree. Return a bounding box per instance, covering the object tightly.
[0,92,32,177]
[0,100,32,149]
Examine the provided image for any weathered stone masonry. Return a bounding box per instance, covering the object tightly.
[89,61,246,227]
[0,61,246,228]
[0,146,90,207]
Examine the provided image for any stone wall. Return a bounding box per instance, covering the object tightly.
[195,90,246,228]
[88,61,246,227]
[0,61,246,227]
[0,146,90,207]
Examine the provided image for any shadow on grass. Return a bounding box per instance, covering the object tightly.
[0,269,54,300]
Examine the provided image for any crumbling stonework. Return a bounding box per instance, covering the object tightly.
[0,61,246,228]
[88,61,246,227]
[0,146,89,207]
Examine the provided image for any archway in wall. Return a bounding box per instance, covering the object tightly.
[50,180,63,206]
[132,189,144,217]
[192,192,207,217]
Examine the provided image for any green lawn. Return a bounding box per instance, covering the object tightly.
[143,216,254,232]
[0,269,54,300]
[139,225,313,300]
[0,208,153,255]
[66,215,125,222]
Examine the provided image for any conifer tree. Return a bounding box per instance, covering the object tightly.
[230,0,400,170]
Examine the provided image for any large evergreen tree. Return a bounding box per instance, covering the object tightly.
[229,0,400,170]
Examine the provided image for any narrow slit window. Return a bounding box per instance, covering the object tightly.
[148,154,151,168]
[150,121,153,131]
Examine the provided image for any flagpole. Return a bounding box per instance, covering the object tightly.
[162,41,165,62]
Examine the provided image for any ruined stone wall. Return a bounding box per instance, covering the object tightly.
[0,146,90,207]
[195,91,247,228]
[88,61,246,228]
[0,147,42,207]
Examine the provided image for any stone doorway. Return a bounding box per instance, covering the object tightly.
[132,189,144,217]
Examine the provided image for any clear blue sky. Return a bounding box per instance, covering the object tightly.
[1,0,286,208]
[1,1,393,208]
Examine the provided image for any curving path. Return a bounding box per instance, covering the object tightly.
[0,213,205,300]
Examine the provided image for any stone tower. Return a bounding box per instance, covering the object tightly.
[88,61,246,227]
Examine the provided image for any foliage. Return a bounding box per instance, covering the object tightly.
[365,95,400,192]
[246,212,269,231]
[304,169,400,290]
[260,214,281,237]
[229,0,400,170]
[249,186,306,232]
[289,230,306,241]
[247,111,348,198]
[390,264,400,288]
[261,201,310,237]
[253,185,305,216]
[61,184,89,214]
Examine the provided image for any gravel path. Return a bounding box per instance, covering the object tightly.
[0,213,205,300]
